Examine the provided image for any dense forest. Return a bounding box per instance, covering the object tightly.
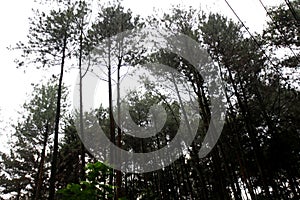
[0,0,299,199]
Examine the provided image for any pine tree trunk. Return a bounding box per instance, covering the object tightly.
[48,34,67,200]
[34,123,50,200]
[107,38,115,199]
[226,65,271,199]
[78,22,86,181]
[116,57,122,199]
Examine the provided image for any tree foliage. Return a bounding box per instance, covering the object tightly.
[1,1,300,200]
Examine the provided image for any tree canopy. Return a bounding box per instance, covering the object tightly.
[0,0,299,199]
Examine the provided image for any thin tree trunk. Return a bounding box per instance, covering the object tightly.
[78,20,86,181]
[219,63,257,200]
[48,34,67,200]
[226,65,271,199]
[116,57,122,199]
[107,37,115,198]
[34,123,50,200]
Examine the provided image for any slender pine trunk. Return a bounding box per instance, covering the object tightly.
[107,38,115,199]
[78,20,86,181]
[34,123,50,200]
[48,34,67,200]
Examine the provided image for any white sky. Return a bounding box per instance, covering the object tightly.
[0,0,283,152]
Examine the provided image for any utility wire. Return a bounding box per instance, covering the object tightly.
[284,0,300,24]
[224,0,280,73]
[258,0,300,63]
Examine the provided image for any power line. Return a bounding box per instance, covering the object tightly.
[223,0,280,71]
[284,0,300,24]
[258,0,300,63]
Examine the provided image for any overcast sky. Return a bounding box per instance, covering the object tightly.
[0,0,282,152]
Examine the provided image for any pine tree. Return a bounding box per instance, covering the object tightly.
[0,80,66,199]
